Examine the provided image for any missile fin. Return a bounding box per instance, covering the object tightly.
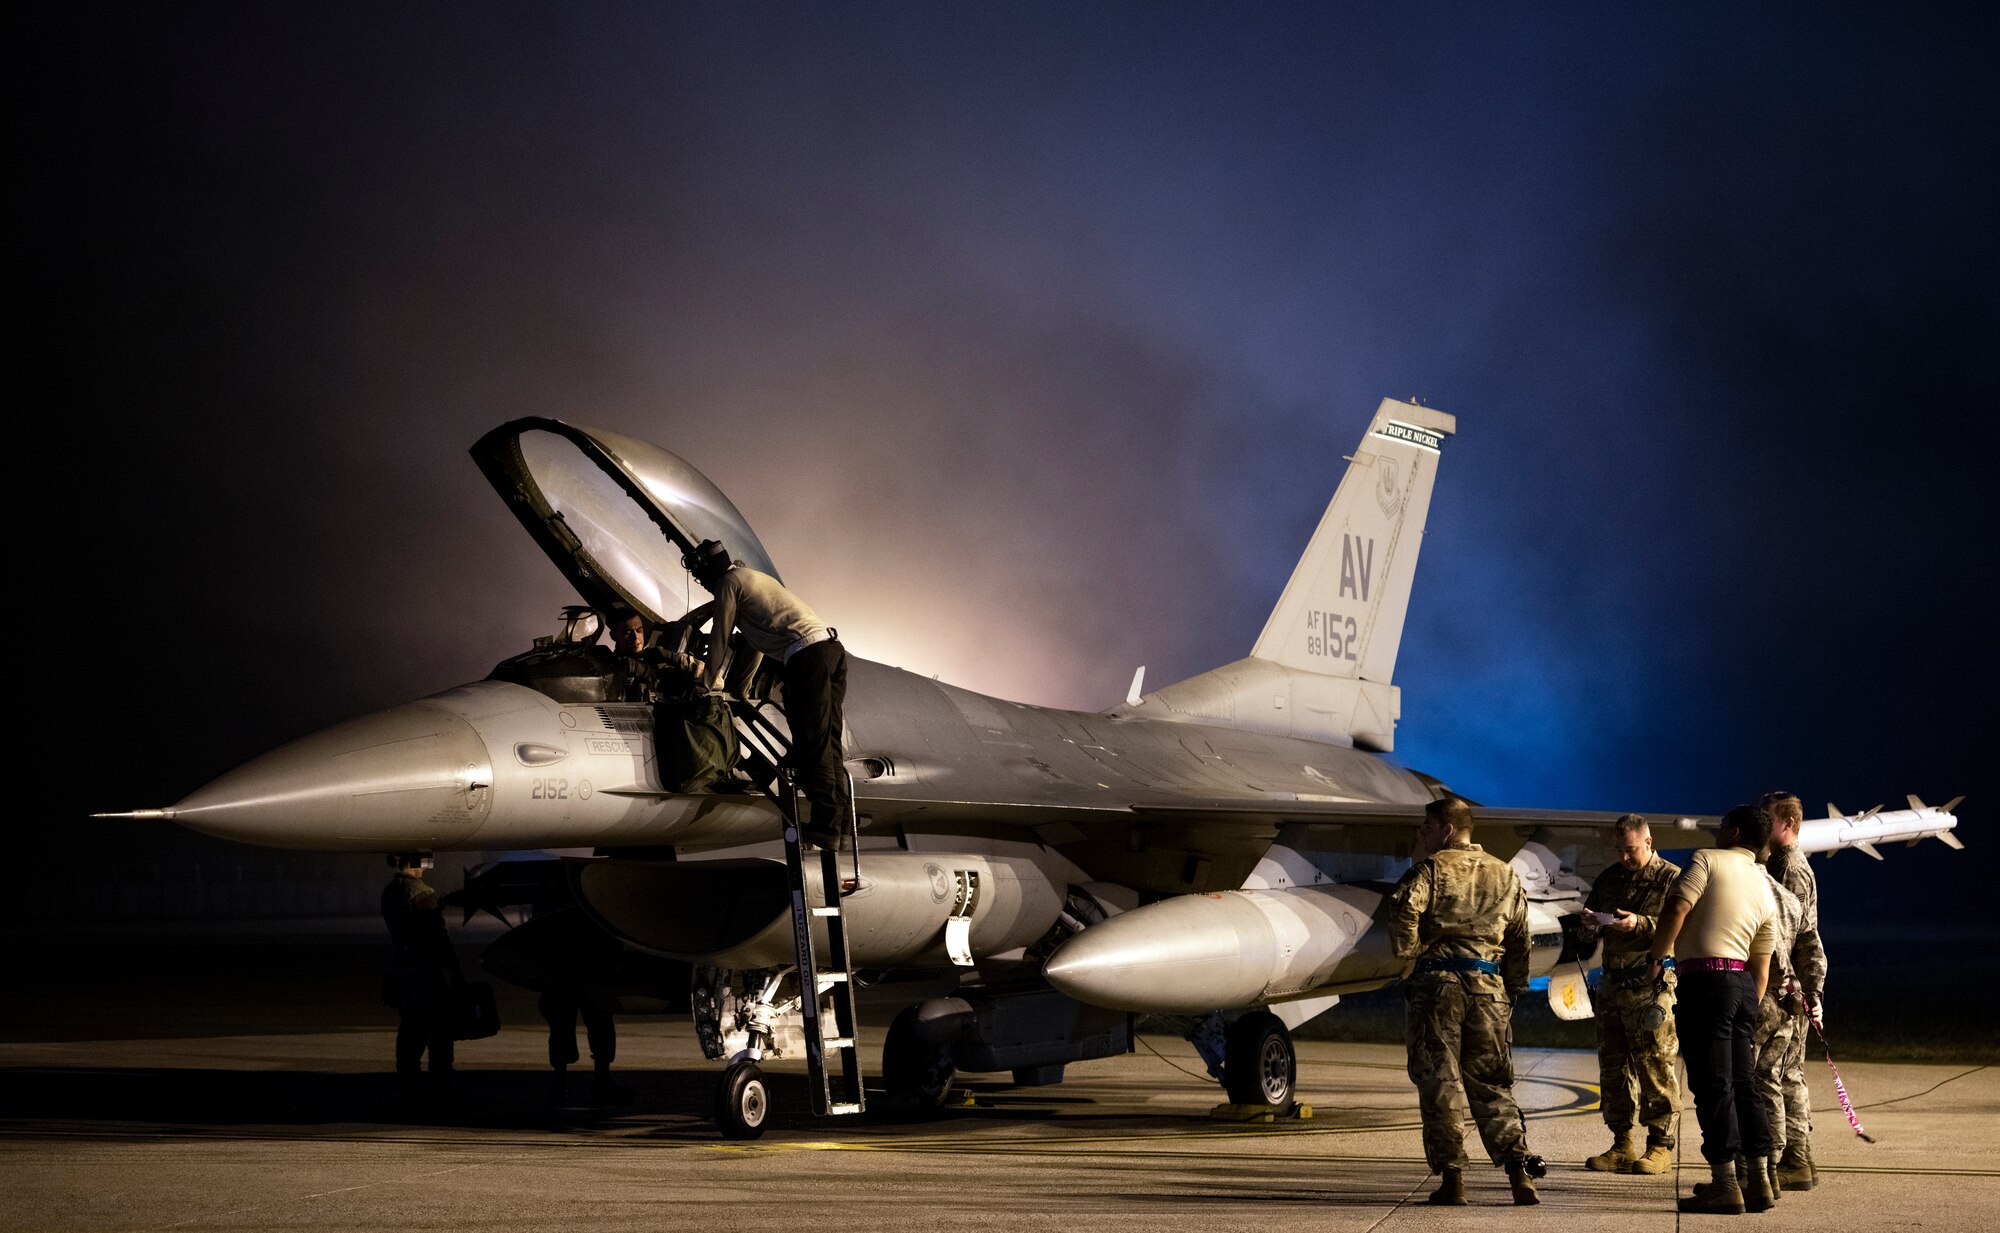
[1854,841,1884,861]
[1938,832,1965,850]
[1943,795,1965,814]
[1859,804,1884,821]
[1826,803,1845,820]
[1908,793,1929,811]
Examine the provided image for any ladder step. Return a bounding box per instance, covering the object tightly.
[829,1103,864,1115]
[810,906,841,917]
[825,1038,854,1049]
[815,972,850,989]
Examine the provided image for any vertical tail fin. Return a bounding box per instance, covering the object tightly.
[1133,398,1453,750]
[1251,398,1456,684]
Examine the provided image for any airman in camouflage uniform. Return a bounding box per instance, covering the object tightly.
[1760,790,1827,1191]
[1391,796,1540,1207]
[1747,869,1815,1202]
[1581,815,1682,1174]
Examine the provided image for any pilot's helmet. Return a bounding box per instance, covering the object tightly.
[683,539,732,580]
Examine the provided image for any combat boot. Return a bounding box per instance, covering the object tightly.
[1776,1141,1816,1191]
[1688,1155,1744,1201]
[1508,1162,1540,1206]
[1628,1142,1675,1174]
[1585,1132,1636,1172]
[1680,1161,1745,1214]
[1424,1167,1466,1206]
[1743,1155,1776,1212]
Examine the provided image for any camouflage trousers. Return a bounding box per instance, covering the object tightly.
[1595,981,1680,1148]
[1753,997,1813,1156]
[1404,979,1529,1172]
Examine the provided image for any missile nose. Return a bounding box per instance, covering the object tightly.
[171,700,493,850]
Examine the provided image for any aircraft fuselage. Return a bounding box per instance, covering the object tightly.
[166,655,1434,894]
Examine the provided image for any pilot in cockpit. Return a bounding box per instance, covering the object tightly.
[610,608,701,703]
[611,606,735,791]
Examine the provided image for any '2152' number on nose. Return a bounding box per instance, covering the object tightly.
[530,778,569,800]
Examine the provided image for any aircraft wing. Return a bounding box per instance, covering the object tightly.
[853,790,1722,895]
[1132,799,1718,837]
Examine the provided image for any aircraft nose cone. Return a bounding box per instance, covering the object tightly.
[1044,894,1275,1013]
[172,700,493,850]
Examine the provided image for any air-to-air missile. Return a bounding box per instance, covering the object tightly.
[1804,795,1965,860]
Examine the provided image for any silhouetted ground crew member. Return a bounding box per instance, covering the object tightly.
[685,539,847,840]
[381,854,459,1101]
[1761,789,1826,1190]
[1579,814,1681,1174]
[539,986,626,1105]
[1649,804,1779,1215]
[1391,795,1540,1206]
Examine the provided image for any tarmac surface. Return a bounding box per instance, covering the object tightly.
[3,923,1996,1232]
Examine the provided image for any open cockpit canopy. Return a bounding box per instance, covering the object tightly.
[471,418,780,626]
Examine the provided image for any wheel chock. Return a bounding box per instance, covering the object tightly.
[1208,1101,1313,1122]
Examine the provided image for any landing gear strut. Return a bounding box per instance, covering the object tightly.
[692,964,799,1139]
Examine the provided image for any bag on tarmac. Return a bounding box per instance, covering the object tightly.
[659,692,738,792]
[445,979,501,1041]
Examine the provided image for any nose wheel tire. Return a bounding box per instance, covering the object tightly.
[714,1060,770,1139]
[1222,1011,1296,1109]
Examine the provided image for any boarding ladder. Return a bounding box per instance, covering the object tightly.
[729,698,867,1117]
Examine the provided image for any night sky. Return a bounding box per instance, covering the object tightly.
[40,4,1991,924]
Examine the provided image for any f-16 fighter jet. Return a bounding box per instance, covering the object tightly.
[100,399,1960,1138]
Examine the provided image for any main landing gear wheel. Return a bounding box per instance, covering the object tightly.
[714,1060,770,1139]
[1223,1011,1296,1108]
[882,1006,956,1110]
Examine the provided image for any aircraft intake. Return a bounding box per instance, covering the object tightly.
[1043,883,1408,1013]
